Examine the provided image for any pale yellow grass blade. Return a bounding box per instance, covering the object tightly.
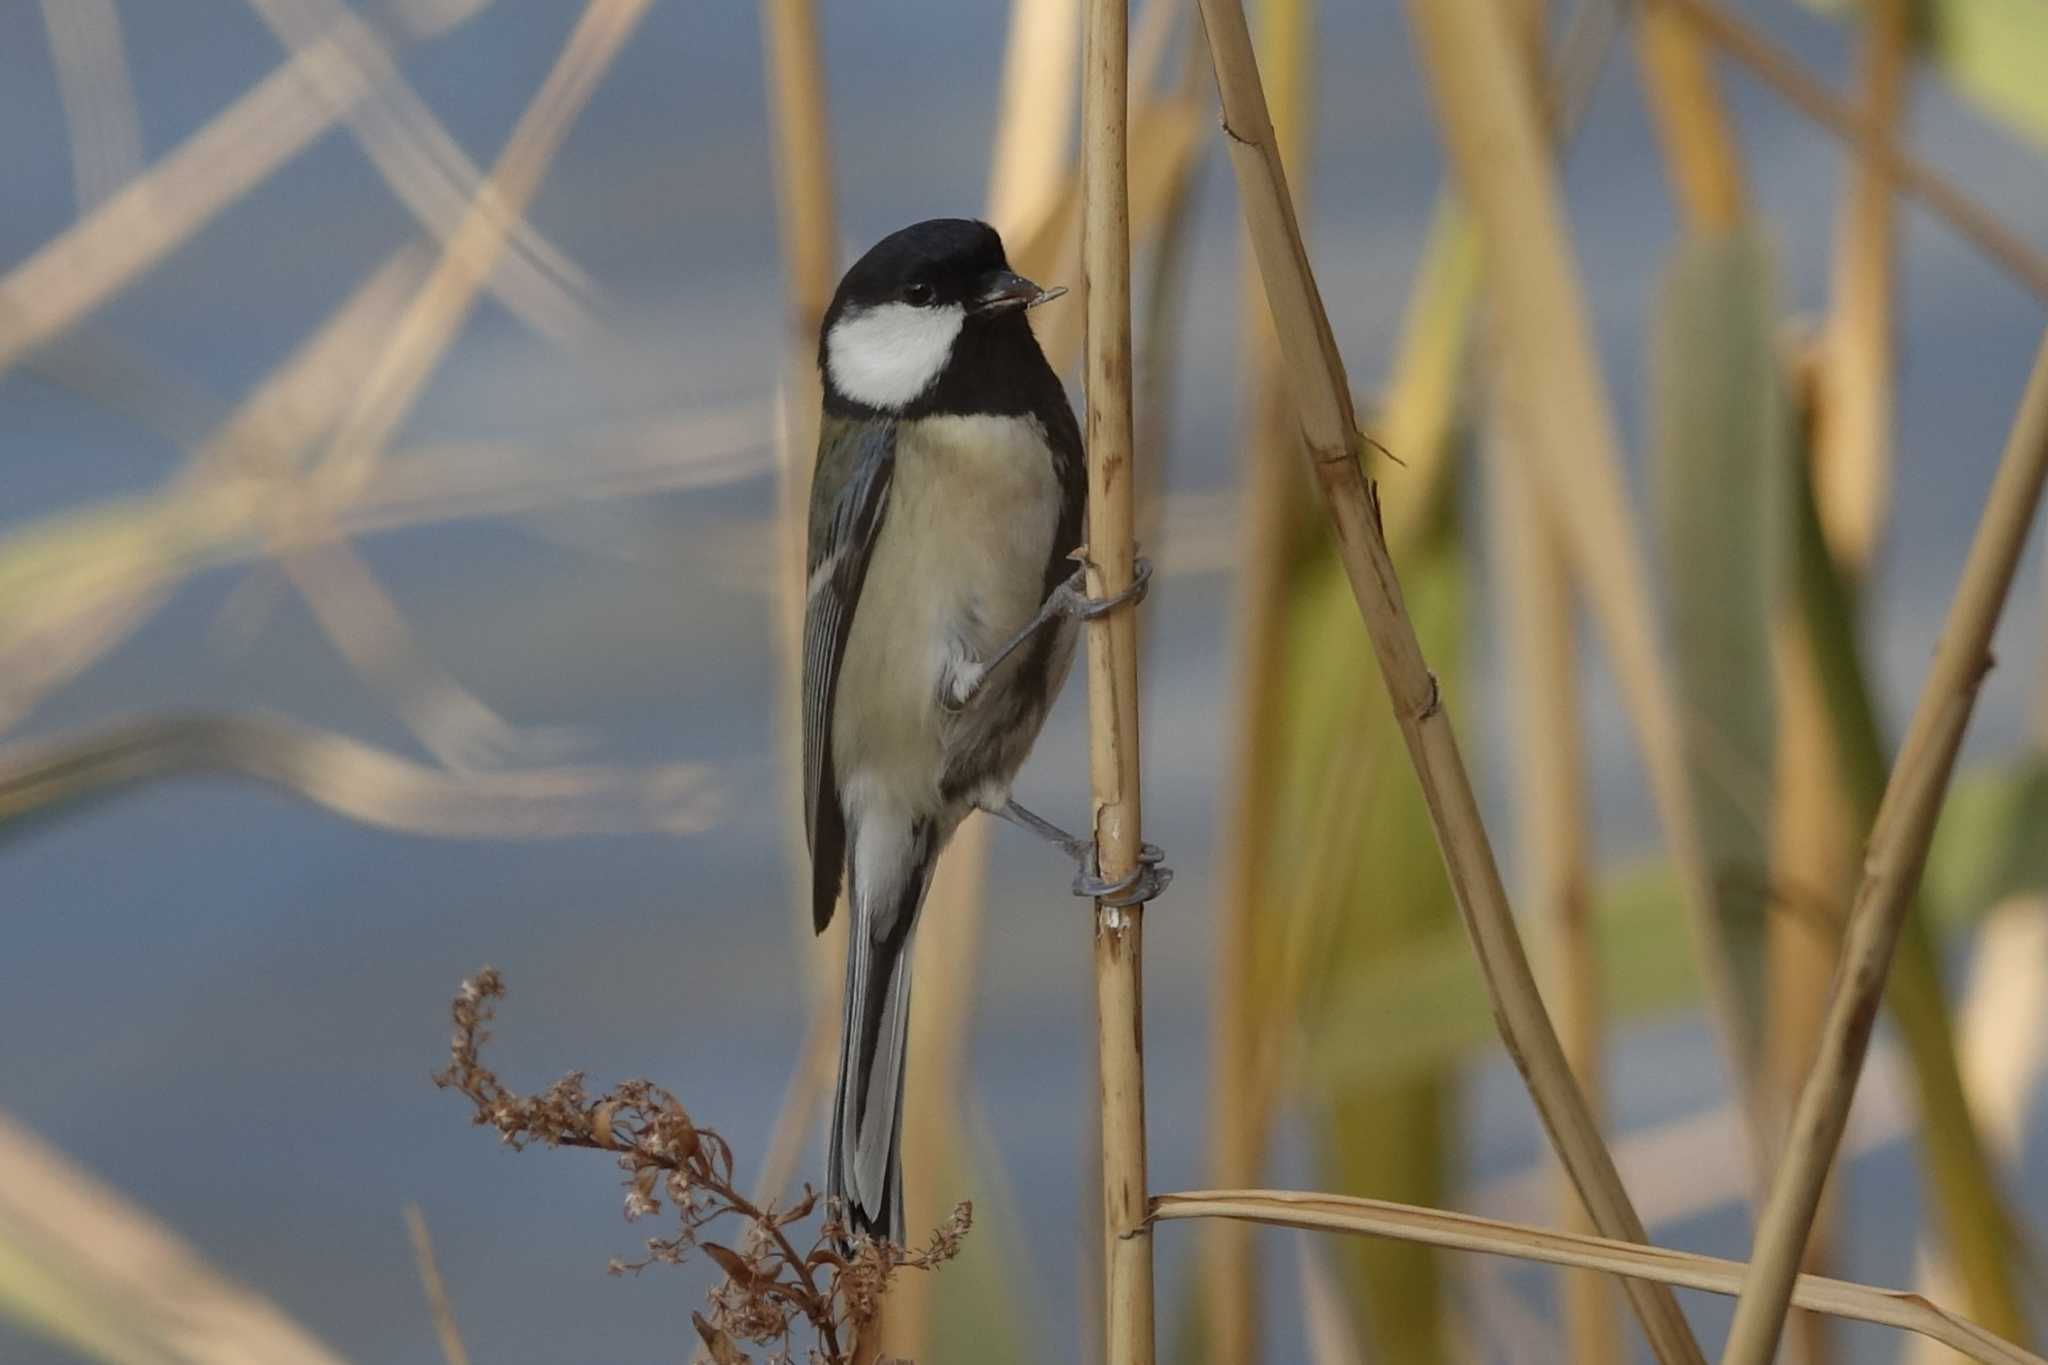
[0,249,433,736]
[1814,0,1910,571]
[0,1111,350,1365]
[987,0,1080,237]
[0,405,766,723]
[0,712,720,836]
[403,1206,472,1365]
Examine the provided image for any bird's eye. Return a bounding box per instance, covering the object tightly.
[902,282,936,306]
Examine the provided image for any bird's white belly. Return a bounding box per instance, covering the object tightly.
[832,413,1064,820]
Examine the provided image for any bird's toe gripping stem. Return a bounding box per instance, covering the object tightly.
[1056,556,1154,621]
[1074,840,1172,908]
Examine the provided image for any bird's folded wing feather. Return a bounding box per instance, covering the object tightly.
[801,417,897,932]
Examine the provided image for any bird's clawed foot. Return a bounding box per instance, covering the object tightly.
[994,800,1173,907]
[1073,839,1172,907]
[949,558,1155,713]
[1052,555,1153,622]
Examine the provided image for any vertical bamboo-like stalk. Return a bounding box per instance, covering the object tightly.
[1721,328,2048,1365]
[1489,429,1618,1365]
[1081,1,1155,1361]
[1815,0,1909,569]
[1195,1,1704,1359]
[1203,0,1311,1356]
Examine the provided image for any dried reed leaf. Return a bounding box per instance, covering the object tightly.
[1149,1190,2047,1365]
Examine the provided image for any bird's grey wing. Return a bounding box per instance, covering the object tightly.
[802,418,896,933]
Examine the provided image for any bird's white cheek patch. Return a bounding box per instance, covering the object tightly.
[826,302,965,410]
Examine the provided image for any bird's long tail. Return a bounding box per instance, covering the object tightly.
[828,816,940,1244]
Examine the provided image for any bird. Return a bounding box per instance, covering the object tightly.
[800,217,1161,1244]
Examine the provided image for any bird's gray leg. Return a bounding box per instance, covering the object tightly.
[946,558,1154,711]
[993,799,1171,907]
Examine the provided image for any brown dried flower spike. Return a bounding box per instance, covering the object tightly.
[434,968,969,1365]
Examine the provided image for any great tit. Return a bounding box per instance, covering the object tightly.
[802,218,1156,1242]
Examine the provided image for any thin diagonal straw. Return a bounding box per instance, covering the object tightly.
[1721,332,2048,1361]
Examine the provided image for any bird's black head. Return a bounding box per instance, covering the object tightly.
[819,218,1064,418]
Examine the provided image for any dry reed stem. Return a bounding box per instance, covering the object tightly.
[1720,330,2048,1358]
[1081,0,1156,1360]
[1815,0,1910,571]
[1656,0,2048,306]
[0,711,719,836]
[1411,0,1776,1196]
[1194,1,1706,1359]
[403,1205,473,1365]
[1203,0,1314,1355]
[1148,1191,2048,1365]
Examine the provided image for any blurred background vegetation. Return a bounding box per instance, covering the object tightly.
[2,0,2046,1362]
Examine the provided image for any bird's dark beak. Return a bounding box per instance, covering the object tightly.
[974,270,1067,315]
